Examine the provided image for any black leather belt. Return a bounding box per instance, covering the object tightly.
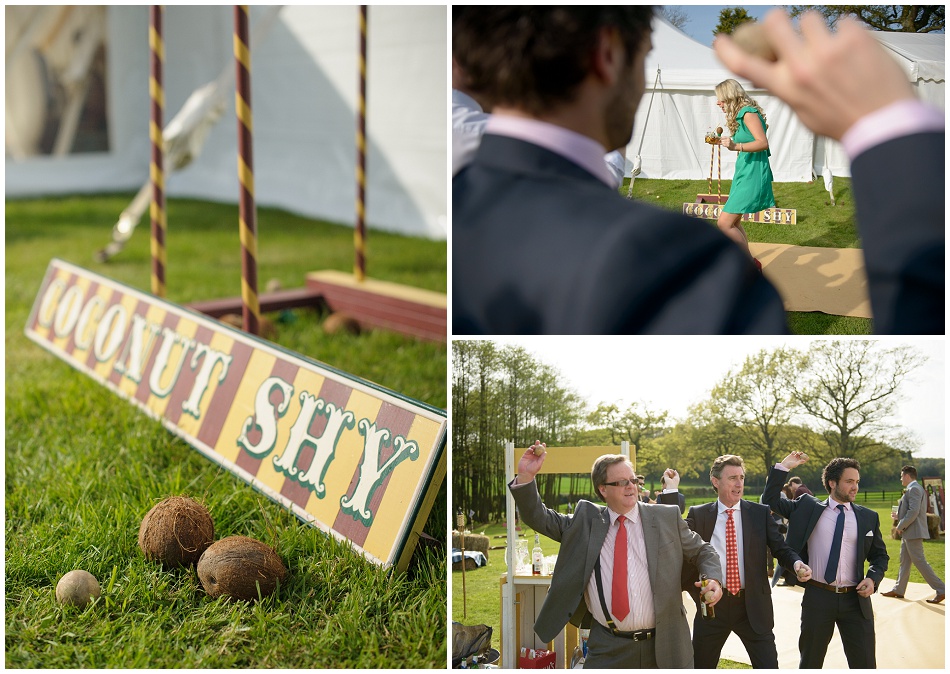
[596,622,656,641]
[723,589,745,598]
[807,579,857,593]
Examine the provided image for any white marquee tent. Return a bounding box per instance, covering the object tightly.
[5,5,447,239]
[625,17,945,185]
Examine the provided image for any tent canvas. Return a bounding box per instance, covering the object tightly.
[5,6,447,240]
[625,17,945,183]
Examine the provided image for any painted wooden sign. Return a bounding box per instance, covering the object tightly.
[682,203,797,224]
[25,259,446,572]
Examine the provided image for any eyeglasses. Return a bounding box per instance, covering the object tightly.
[603,479,638,488]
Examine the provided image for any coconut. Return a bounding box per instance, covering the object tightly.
[138,496,215,568]
[56,570,100,607]
[731,22,778,62]
[197,535,287,601]
[323,312,362,336]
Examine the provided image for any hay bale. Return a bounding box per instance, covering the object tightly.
[927,513,942,540]
[452,533,489,557]
[452,557,480,572]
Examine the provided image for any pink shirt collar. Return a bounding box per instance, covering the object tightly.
[484,115,616,187]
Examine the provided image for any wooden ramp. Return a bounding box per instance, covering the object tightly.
[306,270,446,342]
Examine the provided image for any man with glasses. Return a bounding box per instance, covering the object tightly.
[882,465,945,604]
[508,442,722,668]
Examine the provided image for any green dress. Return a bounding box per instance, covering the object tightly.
[723,106,775,214]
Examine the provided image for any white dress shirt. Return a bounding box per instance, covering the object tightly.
[584,502,656,631]
[710,501,745,591]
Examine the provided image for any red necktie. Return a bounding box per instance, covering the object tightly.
[612,515,630,620]
[726,509,740,595]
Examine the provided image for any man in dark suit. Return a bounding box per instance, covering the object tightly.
[453,7,943,334]
[509,443,722,668]
[762,452,889,668]
[658,458,811,668]
[882,465,945,603]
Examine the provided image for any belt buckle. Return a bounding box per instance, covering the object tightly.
[633,631,652,642]
[835,585,846,594]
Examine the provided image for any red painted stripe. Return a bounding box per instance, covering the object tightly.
[234,358,299,476]
[163,324,217,426]
[279,376,354,511]
[82,287,125,372]
[195,339,253,449]
[132,309,180,406]
[331,401,417,548]
[106,299,151,388]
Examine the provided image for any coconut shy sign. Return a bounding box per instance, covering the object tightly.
[25,259,446,572]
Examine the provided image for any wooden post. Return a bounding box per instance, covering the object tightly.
[234,5,260,335]
[149,6,166,298]
[354,5,368,282]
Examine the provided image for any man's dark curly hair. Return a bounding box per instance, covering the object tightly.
[453,6,654,116]
[822,457,861,492]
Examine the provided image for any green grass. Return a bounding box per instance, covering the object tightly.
[6,194,447,668]
[626,178,872,335]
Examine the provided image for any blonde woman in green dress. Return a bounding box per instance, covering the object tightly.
[715,79,775,271]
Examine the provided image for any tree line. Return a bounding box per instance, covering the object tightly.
[452,340,942,523]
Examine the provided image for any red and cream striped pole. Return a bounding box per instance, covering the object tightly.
[234,5,260,335]
[354,5,367,282]
[149,6,166,298]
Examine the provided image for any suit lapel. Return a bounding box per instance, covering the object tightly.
[640,505,660,586]
[585,505,610,582]
[700,502,717,541]
[739,500,753,557]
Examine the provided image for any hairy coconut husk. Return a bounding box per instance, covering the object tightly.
[138,496,215,568]
[197,535,287,601]
[322,312,361,335]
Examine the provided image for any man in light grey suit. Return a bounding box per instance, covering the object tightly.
[508,442,723,668]
[882,465,945,603]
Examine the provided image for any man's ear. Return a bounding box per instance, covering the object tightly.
[591,25,625,85]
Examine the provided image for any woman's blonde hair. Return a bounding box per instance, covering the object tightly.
[715,78,768,135]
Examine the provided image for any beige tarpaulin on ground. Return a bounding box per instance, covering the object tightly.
[749,242,872,319]
[683,580,945,668]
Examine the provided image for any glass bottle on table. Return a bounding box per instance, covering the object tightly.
[532,533,543,575]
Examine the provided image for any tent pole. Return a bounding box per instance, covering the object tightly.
[626,67,661,199]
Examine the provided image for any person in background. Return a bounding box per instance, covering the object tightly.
[715,9,944,333]
[714,79,775,270]
[882,465,945,604]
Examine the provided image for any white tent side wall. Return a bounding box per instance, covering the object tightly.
[5,6,448,240]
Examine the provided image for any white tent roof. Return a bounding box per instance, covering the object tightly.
[873,30,945,82]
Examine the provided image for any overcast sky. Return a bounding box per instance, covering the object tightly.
[483,337,945,459]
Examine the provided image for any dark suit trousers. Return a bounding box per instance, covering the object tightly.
[692,591,778,668]
[585,621,659,669]
[799,586,876,668]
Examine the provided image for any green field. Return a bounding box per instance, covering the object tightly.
[453,496,943,668]
[6,194,447,668]
[626,177,873,335]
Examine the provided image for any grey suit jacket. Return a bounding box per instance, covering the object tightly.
[896,481,930,540]
[509,479,721,668]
